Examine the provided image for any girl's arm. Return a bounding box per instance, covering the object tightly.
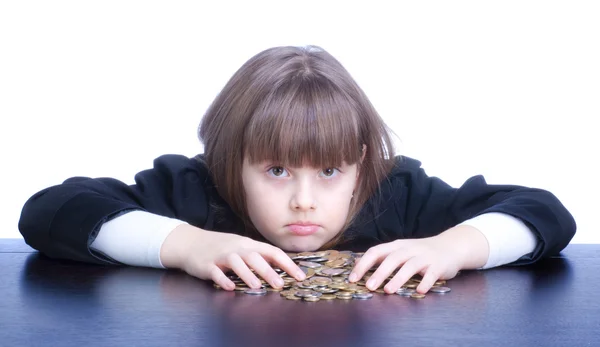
[366,155,576,265]
[18,154,214,265]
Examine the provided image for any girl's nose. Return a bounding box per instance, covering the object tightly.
[290,184,316,211]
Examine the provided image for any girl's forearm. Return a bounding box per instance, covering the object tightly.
[434,225,490,270]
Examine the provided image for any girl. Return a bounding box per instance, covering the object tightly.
[18,45,576,295]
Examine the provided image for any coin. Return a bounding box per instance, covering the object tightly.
[214,250,454,302]
[299,261,323,269]
[430,286,451,293]
[303,296,320,302]
[321,268,346,277]
[244,288,267,295]
[310,276,333,286]
[353,292,374,300]
[313,287,338,294]
[320,294,337,300]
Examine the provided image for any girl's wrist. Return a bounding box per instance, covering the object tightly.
[435,225,490,270]
[160,224,206,269]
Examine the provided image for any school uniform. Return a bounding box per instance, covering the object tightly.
[18,154,576,269]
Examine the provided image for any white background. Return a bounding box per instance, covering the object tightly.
[1,1,598,243]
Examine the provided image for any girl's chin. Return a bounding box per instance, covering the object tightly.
[280,240,322,253]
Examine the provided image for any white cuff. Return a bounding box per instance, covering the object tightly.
[90,211,187,268]
[458,212,538,269]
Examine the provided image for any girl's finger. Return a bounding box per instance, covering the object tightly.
[261,246,306,281]
[384,256,428,294]
[348,246,389,283]
[416,266,441,294]
[225,253,263,289]
[365,251,412,291]
[208,264,235,291]
[243,252,285,289]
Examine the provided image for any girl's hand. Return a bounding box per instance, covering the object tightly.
[161,224,306,291]
[348,228,475,294]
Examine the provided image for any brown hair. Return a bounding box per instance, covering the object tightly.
[198,45,398,249]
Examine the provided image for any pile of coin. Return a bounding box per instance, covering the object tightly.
[213,250,452,302]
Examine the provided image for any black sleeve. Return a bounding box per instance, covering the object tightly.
[374,156,576,265]
[18,154,212,265]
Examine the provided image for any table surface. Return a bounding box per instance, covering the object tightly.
[1,239,599,347]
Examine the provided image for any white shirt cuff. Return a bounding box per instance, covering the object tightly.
[458,212,538,269]
[90,210,187,268]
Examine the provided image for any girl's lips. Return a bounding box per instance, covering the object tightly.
[288,224,319,236]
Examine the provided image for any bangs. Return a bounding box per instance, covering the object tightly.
[243,78,363,168]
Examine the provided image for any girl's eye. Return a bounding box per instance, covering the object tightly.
[320,168,340,178]
[268,166,288,177]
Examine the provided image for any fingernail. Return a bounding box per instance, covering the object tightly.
[274,278,284,287]
[252,279,262,288]
[297,271,306,280]
[366,278,376,289]
[349,273,357,282]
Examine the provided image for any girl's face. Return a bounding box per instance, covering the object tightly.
[242,157,359,252]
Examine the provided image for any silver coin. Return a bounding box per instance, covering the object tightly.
[353,292,374,300]
[297,282,317,289]
[307,257,329,263]
[292,254,322,261]
[309,276,333,285]
[244,288,267,295]
[294,290,322,298]
[430,286,451,293]
[397,288,415,296]
[313,287,339,294]
[299,261,322,268]
[321,268,346,276]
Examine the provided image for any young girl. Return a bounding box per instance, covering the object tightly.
[18,45,576,295]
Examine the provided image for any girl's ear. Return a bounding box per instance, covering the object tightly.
[360,144,367,163]
[356,144,367,181]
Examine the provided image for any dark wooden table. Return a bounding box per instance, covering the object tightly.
[1,239,599,346]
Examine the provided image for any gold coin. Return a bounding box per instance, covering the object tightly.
[335,292,353,298]
[337,295,353,300]
[411,293,426,299]
[341,284,360,292]
[320,294,337,300]
[329,259,346,268]
[286,295,301,301]
[328,283,347,290]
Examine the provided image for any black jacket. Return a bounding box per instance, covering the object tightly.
[18,154,576,266]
